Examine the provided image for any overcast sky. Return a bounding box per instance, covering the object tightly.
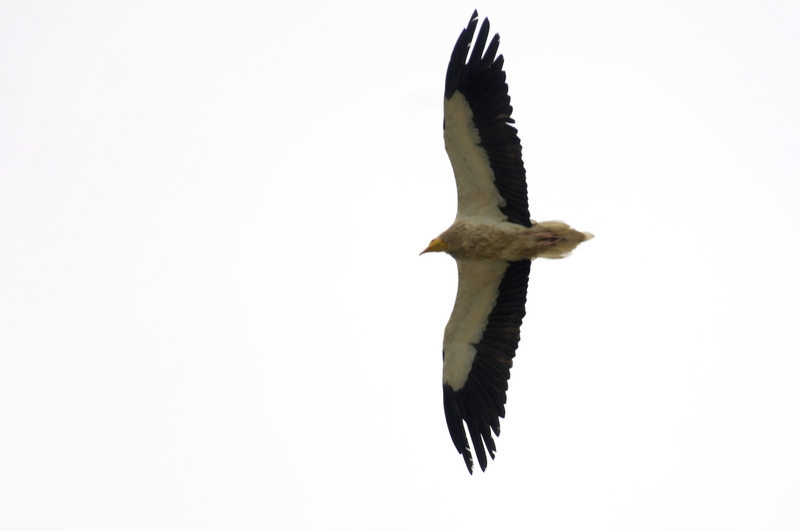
[2,1,800,530]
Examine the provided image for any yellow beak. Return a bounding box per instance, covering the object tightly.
[420,237,448,255]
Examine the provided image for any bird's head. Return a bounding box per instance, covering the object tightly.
[420,237,448,255]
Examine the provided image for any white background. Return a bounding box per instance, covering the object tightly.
[2,1,799,529]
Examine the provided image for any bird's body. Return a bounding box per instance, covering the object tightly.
[431,219,589,261]
[423,11,592,474]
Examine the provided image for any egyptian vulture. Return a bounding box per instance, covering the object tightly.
[421,11,593,473]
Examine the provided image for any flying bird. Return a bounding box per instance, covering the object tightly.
[421,11,593,473]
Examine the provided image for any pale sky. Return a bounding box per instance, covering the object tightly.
[2,1,800,530]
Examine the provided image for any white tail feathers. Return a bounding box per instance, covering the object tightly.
[534,221,594,259]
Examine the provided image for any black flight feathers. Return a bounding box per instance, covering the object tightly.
[444,10,531,228]
[443,260,530,473]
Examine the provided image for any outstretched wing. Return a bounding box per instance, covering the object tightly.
[442,259,530,473]
[443,11,531,227]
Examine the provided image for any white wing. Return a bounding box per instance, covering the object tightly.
[442,259,530,473]
[443,11,531,227]
[443,259,508,389]
[444,93,507,222]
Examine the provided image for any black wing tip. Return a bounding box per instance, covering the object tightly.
[443,383,478,474]
[444,11,498,99]
[444,383,496,474]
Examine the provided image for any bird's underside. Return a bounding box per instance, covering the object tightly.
[436,219,592,262]
[423,11,592,474]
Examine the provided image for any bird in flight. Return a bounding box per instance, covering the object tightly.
[421,11,593,474]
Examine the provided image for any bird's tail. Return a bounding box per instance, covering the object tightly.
[532,221,594,259]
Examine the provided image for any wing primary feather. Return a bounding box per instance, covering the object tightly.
[464,406,489,472]
[482,34,501,69]
[443,384,474,474]
[444,11,479,99]
[467,18,491,70]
